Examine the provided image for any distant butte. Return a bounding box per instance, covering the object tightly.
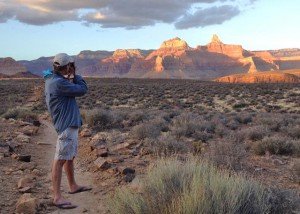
[1,34,299,82]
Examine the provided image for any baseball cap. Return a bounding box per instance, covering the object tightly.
[53,53,74,67]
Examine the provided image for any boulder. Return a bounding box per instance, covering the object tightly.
[16,193,39,214]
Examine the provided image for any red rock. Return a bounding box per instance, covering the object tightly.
[110,142,131,152]
[0,57,27,75]
[94,157,110,170]
[215,71,300,83]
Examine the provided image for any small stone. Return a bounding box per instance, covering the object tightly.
[90,139,106,151]
[21,126,39,136]
[124,173,135,183]
[82,208,88,213]
[80,128,92,137]
[94,157,110,170]
[110,142,131,152]
[16,193,39,214]
[7,141,20,152]
[119,167,135,175]
[16,134,31,143]
[107,157,124,163]
[96,148,109,157]
[0,145,10,157]
[32,169,42,176]
[13,154,31,162]
[19,187,32,193]
[18,177,33,189]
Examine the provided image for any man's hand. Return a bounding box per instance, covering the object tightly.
[67,63,76,82]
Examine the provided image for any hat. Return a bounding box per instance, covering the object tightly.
[53,53,74,67]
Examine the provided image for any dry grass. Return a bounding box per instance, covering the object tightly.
[109,157,271,214]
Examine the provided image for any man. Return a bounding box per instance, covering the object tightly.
[44,53,90,209]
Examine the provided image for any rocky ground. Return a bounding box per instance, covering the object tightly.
[0,79,300,213]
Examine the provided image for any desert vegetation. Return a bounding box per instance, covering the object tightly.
[0,78,299,213]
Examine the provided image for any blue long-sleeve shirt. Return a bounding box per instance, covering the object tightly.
[44,70,88,134]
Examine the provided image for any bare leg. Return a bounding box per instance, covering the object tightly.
[64,158,79,192]
[64,157,92,193]
[52,159,70,204]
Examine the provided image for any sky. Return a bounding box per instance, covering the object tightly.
[0,0,299,60]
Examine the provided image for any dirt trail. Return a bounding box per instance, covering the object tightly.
[37,120,106,213]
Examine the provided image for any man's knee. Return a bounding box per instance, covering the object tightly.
[54,159,66,167]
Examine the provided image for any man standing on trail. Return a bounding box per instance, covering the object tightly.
[43,53,91,209]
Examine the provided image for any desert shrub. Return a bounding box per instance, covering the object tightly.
[82,108,123,131]
[292,140,300,157]
[192,130,213,142]
[243,125,270,141]
[234,113,253,124]
[109,157,271,214]
[291,159,300,183]
[255,114,288,132]
[225,119,239,130]
[170,113,200,138]
[127,110,149,126]
[2,107,38,123]
[144,133,190,156]
[207,134,246,170]
[285,125,300,139]
[233,102,248,109]
[131,119,166,140]
[171,113,215,139]
[253,136,295,156]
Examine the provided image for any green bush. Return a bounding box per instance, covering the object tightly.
[109,158,271,214]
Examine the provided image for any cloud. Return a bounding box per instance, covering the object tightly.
[0,0,256,28]
[175,5,240,29]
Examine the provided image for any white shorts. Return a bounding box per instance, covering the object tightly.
[54,127,79,160]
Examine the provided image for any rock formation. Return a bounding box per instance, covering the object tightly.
[0,57,27,75]
[3,34,299,80]
[205,34,247,59]
[215,71,300,83]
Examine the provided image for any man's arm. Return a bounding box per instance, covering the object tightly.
[57,75,88,97]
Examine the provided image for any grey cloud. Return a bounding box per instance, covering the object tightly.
[16,6,78,25]
[175,5,240,29]
[0,0,254,28]
[0,3,14,23]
